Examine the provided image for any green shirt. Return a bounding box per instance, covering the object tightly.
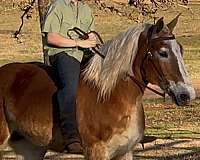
[42,0,95,62]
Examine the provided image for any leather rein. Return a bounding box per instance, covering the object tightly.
[67,27,105,58]
[67,27,175,97]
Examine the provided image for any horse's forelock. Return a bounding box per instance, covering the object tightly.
[83,24,151,100]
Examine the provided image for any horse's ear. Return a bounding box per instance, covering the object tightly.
[167,13,181,32]
[155,17,164,33]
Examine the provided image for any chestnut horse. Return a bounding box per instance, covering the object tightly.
[0,16,195,160]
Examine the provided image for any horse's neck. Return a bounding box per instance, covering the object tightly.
[131,30,149,91]
[112,79,144,104]
[78,78,144,109]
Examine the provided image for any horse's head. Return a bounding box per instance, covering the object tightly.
[141,15,196,106]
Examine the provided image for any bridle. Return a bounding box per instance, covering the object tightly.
[129,25,176,97]
[67,26,176,97]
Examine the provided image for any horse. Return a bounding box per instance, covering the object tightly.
[0,15,196,160]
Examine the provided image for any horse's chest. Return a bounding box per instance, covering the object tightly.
[106,111,144,158]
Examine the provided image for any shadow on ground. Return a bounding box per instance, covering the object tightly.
[134,138,200,160]
[0,138,199,160]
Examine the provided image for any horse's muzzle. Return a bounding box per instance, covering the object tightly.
[169,89,190,106]
[167,82,196,106]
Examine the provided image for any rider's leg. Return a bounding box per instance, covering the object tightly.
[50,52,83,154]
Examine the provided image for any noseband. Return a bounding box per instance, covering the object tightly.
[68,26,176,97]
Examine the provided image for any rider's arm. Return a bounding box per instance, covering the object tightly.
[47,33,77,48]
[47,32,96,48]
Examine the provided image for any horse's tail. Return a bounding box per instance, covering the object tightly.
[0,96,10,149]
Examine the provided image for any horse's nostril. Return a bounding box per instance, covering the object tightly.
[168,88,191,106]
[180,93,190,102]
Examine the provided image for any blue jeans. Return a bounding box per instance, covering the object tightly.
[49,52,81,143]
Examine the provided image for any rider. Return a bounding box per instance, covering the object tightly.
[42,0,97,154]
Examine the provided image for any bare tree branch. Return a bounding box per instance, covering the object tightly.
[14,0,36,39]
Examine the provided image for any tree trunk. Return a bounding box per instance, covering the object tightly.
[37,0,55,29]
[37,0,55,65]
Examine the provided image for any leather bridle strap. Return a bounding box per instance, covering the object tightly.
[151,36,175,42]
[145,36,176,91]
[148,53,168,85]
[128,53,167,98]
[67,27,105,58]
[128,74,166,97]
[127,26,175,97]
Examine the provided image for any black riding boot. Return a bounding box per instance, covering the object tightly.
[59,111,83,154]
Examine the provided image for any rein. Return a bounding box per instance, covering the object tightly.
[129,73,166,97]
[67,27,105,58]
[68,27,174,98]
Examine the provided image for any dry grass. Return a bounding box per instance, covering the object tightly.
[0,1,199,160]
[144,98,200,138]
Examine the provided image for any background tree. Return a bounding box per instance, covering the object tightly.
[37,0,54,64]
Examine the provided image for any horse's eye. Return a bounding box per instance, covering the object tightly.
[159,51,168,58]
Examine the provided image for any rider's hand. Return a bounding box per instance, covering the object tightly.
[88,32,97,41]
[76,39,97,48]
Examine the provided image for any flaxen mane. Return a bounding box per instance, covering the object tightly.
[83,23,151,99]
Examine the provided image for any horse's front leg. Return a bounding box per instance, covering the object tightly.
[112,152,133,160]
[86,141,109,160]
